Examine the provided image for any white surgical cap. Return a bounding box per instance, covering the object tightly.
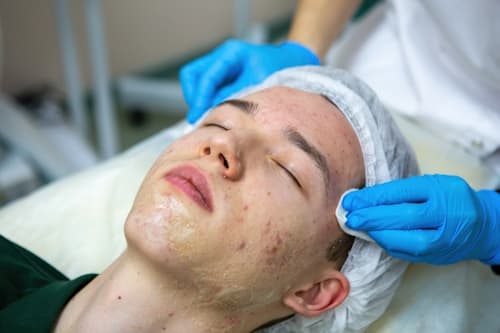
[235,66,420,333]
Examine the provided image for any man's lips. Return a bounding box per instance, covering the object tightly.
[164,165,213,212]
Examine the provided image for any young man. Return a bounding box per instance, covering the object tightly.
[0,66,418,332]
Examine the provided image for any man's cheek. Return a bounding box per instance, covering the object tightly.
[258,217,307,276]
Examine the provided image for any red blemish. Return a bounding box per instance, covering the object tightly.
[264,243,279,255]
[243,204,248,211]
[275,233,282,245]
[225,315,241,326]
[237,241,246,250]
[262,220,272,236]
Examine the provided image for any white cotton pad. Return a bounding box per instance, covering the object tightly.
[336,188,375,243]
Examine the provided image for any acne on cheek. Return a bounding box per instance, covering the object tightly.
[223,315,242,330]
[236,204,249,223]
[262,220,272,236]
[275,233,283,246]
[223,191,230,202]
[261,223,294,269]
[233,203,251,251]
[236,240,247,251]
[264,233,283,258]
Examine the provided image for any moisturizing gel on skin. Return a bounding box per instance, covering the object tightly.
[335,189,374,243]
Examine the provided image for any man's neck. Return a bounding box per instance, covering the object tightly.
[53,249,261,333]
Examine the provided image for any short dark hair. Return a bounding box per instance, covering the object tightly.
[326,233,354,264]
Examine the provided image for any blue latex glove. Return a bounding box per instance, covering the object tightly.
[179,39,320,123]
[342,175,500,265]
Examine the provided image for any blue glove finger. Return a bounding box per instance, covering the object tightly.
[382,244,458,265]
[346,202,442,231]
[182,53,225,123]
[369,229,441,258]
[192,41,246,111]
[180,50,222,108]
[211,75,251,106]
[344,175,500,265]
[187,104,210,124]
[184,41,247,123]
[342,175,433,211]
[187,58,242,123]
[179,65,196,108]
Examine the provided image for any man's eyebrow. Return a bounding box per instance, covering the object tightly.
[217,99,259,116]
[284,127,331,194]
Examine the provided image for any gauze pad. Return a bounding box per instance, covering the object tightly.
[336,189,374,243]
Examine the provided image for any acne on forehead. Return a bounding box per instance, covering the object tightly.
[250,87,329,117]
[246,88,351,139]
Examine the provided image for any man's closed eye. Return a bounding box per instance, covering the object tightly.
[204,122,229,131]
[273,159,302,188]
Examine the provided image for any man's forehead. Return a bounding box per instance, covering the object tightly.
[245,86,327,109]
[239,87,341,124]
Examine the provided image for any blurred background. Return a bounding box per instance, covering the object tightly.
[0,0,297,205]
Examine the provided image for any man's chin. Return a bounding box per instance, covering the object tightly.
[123,199,212,266]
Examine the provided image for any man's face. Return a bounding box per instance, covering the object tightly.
[125,86,364,308]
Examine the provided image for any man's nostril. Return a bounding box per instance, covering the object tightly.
[203,147,211,155]
[219,154,229,168]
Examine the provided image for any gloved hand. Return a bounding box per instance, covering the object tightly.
[342,174,500,265]
[179,39,320,123]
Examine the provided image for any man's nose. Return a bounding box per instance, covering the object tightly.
[199,131,243,180]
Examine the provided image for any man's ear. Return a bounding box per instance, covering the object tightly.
[282,270,349,318]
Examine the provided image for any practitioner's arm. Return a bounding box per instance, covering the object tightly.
[288,0,361,60]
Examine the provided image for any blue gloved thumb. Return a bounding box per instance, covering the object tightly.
[476,190,500,264]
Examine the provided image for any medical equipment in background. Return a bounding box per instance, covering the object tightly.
[0,15,99,204]
[0,92,99,203]
[55,0,118,158]
[115,0,269,117]
[0,143,39,203]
